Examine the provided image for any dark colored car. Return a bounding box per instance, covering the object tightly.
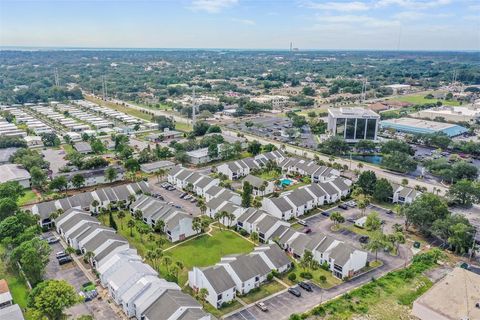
[58,257,73,265]
[56,253,69,260]
[338,204,348,210]
[288,287,301,297]
[386,210,394,215]
[298,281,313,292]
[359,235,370,244]
[303,228,312,234]
[321,211,331,217]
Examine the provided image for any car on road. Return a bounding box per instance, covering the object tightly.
[298,220,308,227]
[303,227,312,234]
[255,301,268,312]
[298,281,313,292]
[338,204,348,210]
[288,287,301,297]
[359,235,370,244]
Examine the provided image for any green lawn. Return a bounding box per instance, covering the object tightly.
[239,280,285,304]
[175,122,193,132]
[202,299,243,318]
[282,262,342,289]
[85,96,154,121]
[62,144,75,156]
[391,94,460,106]
[257,170,281,181]
[165,229,254,269]
[18,190,39,206]
[163,229,254,285]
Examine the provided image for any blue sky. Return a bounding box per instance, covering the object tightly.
[0,0,479,50]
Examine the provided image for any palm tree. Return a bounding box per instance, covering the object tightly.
[197,199,206,215]
[364,231,387,262]
[252,197,262,209]
[155,220,165,234]
[147,232,156,243]
[134,209,143,220]
[127,219,135,237]
[175,261,184,271]
[117,211,126,229]
[330,211,345,229]
[250,231,259,242]
[146,250,157,268]
[161,256,172,272]
[84,251,95,264]
[65,246,75,255]
[227,212,236,228]
[128,194,136,206]
[197,288,209,307]
[192,217,202,234]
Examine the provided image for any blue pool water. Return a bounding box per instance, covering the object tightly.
[280,178,293,186]
[350,155,383,164]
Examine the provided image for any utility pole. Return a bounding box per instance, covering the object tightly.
[102,75,108,100]
[54,68,60,87]
[192,86,197,126]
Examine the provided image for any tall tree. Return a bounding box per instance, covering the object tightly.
[27,280,81,320]
[357,171,377,195]
[241,181,253,208]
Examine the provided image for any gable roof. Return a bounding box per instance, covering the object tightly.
[201,265,236,293]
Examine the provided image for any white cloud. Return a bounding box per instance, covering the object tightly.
[315,14,400,27]
[231,18,256,25]
[393,10,451,20]
[375,0,452,10]
[304,1,369,11]
[189,0,238,13]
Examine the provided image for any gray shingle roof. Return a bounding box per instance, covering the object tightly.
[143,289,200,320]
[201,265,236,293]
[228,254,270,282]
[329,243,355,266]
[270,197,294,212]
[257,244,291,269]
[83,230,125,252]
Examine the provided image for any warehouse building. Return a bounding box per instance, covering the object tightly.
[412,105,480,124]
[381,118,468,137]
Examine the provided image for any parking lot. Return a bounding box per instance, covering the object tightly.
[226,284,322,320]
[147,177,201,216]
[42,149,68,175]
[43,232,120,319]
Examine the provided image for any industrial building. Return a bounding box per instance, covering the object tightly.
[381,118,468,137]
[412,105,480,124]
[327,107,380,142]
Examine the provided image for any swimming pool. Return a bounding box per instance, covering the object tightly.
[280,178,293,186]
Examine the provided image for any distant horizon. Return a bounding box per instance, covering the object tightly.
[1,46,479,53]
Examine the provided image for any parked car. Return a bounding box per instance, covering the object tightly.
[386,210,394,215]
[288,287,301,297]
[56,251,65,257]
[56,253,69,260]
[298,220,308,227]
[346,217,356,223]
[298,281,313,292]
[338,204,348,210]
[321,211,331,217]
[255,301,268,312]
[180,192,188,198]
[47,237,60,244]
[303,227,312,234]
[190,198,197,203]
[58,256,73,265]
[359,235,370,244]
[184,195,192,200]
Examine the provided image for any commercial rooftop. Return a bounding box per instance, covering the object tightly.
[412,267,480,320]
[381,117,468,137]
[328,107,380,118]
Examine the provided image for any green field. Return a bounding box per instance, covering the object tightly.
[175,122,193,132]
[257,170,281,181]
[165,229,254,269]
[390,95,461,106]
[18,190,39,206]
[86,96,154,121]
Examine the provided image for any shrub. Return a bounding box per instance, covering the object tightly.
[319,275,327,283]
[300,272,313,279]
[239,229,248,236]
[320,262,330,271]
[267,273,274,281]
[288,273,297,282]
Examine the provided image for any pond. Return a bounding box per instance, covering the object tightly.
[350,155,383,164]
